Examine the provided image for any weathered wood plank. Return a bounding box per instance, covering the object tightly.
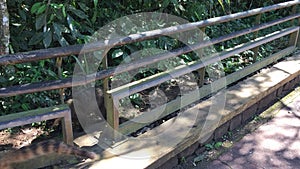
[252,13,262,62]
[85,51,300,169]
[108,27,298,100]
[0,105,68,127]
[118,45,296,135]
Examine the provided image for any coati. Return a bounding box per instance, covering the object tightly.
[0,140,98,169]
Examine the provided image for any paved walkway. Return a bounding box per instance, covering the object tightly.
[198,87,300,169]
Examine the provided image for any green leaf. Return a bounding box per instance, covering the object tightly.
[50,3,63,9]
[193,155,205,163]
[214,142,223,149]
[62,5,66,18]
[36,4,47,15]
[170,0,178,5]
[178,4,185,11]
[39,60,45,67]
[53,23,62,35]
[18,9,27,20]
[94,0,98,7]
[12,103,21,109]
[0,76,7,83]
[217,0,226,13]
[161,0,170,8]
[28,32,44,45]
[35,13,46,30]
[112,49,123,59]
[31,2,43,14]
[43,31,52,48]
[49,13,55,21]
[69,7,88,19]
[57,36,69,46]
[53,23,68,35]
[46,69,58,79]
[205,144,214,150]
[91,10,97,24]
[66,15,74,31]
[53,23,69,46]
[78,2,88,11]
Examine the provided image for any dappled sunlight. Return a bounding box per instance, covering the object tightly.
[204,96,300,168]
[260,70,289,86]
[238,87,260,98]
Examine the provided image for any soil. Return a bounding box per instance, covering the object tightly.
[118,72,201,120]
[0,127,45,150]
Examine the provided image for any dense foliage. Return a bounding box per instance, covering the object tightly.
[6,0,288,52]
[0,0,294,115]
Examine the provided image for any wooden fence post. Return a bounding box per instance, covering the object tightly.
[289,4,299,47]
[56,57,65,104]
[102,55,120,143]
[196,27,206,87]
[252,14,261,62]
[289,31,299,47]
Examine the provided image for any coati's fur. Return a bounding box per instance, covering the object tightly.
[0,140,98,169]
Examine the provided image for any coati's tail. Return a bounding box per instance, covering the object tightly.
[0,140,98,169]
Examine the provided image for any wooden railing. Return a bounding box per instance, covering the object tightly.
[0,1,299,141]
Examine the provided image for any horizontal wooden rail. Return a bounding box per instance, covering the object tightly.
[119,45,297,135]
[0,15,299,97]
[0,0,298,66]
[116,26,299,134]
[108,27,299,100]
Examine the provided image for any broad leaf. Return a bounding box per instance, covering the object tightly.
[43,31,52,48]
[28,32,44,45]
[31,2,43,14]
[35,13,46,30]
[18,9,26,20]
[69,7,88,19]
[93,0,98,7]
[36,4,47,15]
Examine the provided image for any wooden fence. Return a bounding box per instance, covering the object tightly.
[0,1,299,141]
